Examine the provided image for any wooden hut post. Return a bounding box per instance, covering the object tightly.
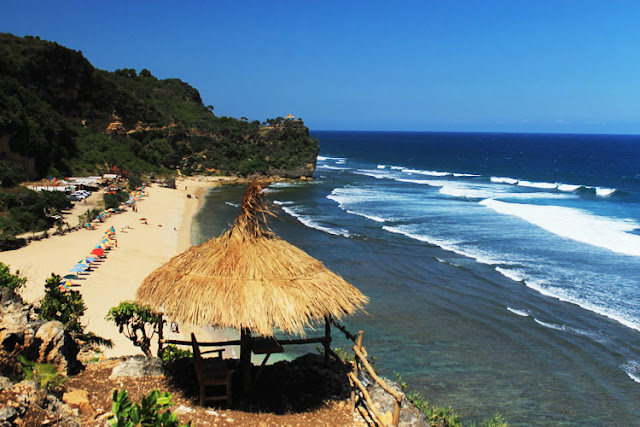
[240,328,252,393]
[323,315,332,364]
[156,315,165,358]
[351,330,364,408]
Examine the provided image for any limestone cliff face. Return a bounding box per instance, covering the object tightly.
[0,288,81,376]
[0,33,319,180]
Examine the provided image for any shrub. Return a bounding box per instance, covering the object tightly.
[106,301,162,357]
[109,389,191,427]
[160,344,192,364]
[104,190,130,210]
[17,354,66,393]
[38,274,86,334]
[0,262,27,291]
[397,374,461,427]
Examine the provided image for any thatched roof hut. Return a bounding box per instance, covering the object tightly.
[137,181,368,337]
[138,181,367,391]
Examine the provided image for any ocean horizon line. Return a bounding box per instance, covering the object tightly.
[311,128,640,138]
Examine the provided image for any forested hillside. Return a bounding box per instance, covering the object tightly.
[0,33,318,183]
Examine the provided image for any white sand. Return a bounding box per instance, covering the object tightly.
[0,177,233,357]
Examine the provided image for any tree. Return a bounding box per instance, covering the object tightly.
[106,301,162,357]
[38,274,86,334]
[0,160,27,188]
[109,389,191,427]
[0,262,26,291]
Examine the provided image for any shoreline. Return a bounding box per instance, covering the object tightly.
[0,176,232,357]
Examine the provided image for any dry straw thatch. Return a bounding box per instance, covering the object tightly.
[136,181,368,336]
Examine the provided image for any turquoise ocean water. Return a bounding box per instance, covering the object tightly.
[193,131,640,426]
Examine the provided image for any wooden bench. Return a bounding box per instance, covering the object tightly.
[191,333,235,406]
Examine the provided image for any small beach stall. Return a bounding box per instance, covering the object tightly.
[136,181,368,394]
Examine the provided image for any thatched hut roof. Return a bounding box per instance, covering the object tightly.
[136,181,368,336]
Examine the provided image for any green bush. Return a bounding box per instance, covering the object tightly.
[109,389,191,427]
[396,374,508,427]
[17,354,66,393]
[160,344,192,364]
[0,262,27,291]
[106,301,162,357]
[38,274,86,334]
[103,190,130,210]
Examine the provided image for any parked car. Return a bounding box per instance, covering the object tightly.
[72,190,90,200]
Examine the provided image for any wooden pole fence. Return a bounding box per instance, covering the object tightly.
[348,372,388,427]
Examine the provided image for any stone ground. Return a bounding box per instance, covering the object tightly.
[61,355,366,427]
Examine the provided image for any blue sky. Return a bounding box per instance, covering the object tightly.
[2,0,640,134]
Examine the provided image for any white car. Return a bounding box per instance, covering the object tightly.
[73,190,91,199]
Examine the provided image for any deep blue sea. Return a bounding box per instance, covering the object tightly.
[193,131,640,426]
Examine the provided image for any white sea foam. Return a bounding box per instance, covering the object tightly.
[394,178,440,185]
[377,164,386,169]
[317,155,347,161]
[382,226,501,265]
[402,168,452,177]
[436,182,572,201]
[524,280,640,332]
[534,319,569,332]
[490,176,618,197]
[479,199,640,257]
[280,205,351,237]
[557,184,581,192]
[533,318,614,344]
[622,361,640,384]
[438,185,495,200]
[354,169,397,179]
[453,173,481,177]
[596,187,616,196]
[224,202,240,208]
[491,177,519,185]
[507,307,530,317]
[496,267,526,282]
[328,187,404,205]
[316,165,350,170]
[346,210,386,223]
[517,180,558,190]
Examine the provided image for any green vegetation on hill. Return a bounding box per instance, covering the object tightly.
[0,33,318,181]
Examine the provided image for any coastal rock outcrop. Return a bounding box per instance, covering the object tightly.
[0,288,81,376]
[109,355,166,378]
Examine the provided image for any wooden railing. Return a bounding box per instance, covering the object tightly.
[330,319,403,427]
[158,316,403,426]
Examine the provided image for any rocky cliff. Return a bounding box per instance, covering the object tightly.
[0,33,318,181]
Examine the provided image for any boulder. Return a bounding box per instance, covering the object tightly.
[0,406,18,427]
[109,355,166,379]
[63,388,94,416]
[0,288,81,376]
[32,321,81,375]
[0,376,12,391]
[364,373,428,427]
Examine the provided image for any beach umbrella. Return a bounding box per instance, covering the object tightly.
[137,181,368,392]
[70,267,86,273]
[91,248,104,256]
[63,274,78,280]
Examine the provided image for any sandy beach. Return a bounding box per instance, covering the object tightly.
[0,177,232,357]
